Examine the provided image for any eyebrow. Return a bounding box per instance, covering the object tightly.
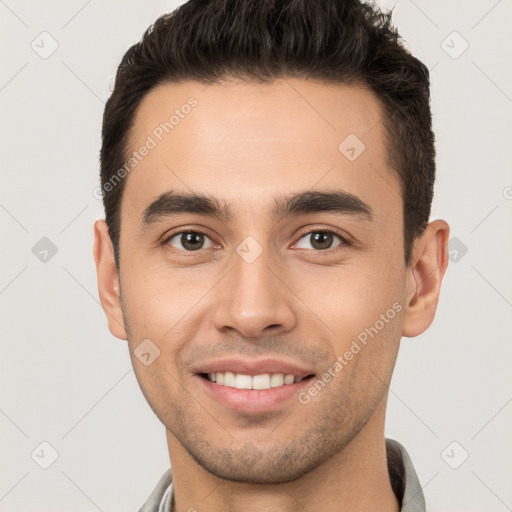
[140,189,373,230]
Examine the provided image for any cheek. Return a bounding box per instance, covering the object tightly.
[120,262,218,345]
[291,257,405,337]
[295,259,405,391]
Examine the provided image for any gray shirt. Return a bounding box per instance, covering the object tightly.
[138,438,426,512]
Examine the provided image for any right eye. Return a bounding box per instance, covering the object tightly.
[163,230,216,252]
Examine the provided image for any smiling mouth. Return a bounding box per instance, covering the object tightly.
[199,372,315,390]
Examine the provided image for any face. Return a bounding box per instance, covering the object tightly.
[99,78,418,483]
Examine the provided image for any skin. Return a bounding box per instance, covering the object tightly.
[94,78,449,512]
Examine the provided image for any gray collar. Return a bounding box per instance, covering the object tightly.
[386,438,426,511]
[138,438,425,512]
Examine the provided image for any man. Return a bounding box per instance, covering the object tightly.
[93,0,449,510]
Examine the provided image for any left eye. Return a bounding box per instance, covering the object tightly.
[166,231,215,252]
[294,231,345,251]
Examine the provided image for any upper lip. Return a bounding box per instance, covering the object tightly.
[194,358,315,378]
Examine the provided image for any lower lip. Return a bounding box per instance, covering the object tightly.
[196,374,314,414]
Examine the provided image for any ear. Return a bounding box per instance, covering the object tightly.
[402,219,450,338]
[93,219,127,340]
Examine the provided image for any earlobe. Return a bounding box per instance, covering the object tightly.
[93,219,127,340]
[402,219,450,338]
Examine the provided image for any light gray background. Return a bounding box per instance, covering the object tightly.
[1,1,511,511]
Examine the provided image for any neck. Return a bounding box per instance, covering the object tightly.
[166,399,399,512]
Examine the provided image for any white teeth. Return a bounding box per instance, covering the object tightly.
[284,374,295,385]
[252,373,271,390]
[234,374,253,389]
[206,372,302,390]
[270,373,284,387]
[223,371,236,387]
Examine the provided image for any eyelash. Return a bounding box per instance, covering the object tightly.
[161,228,350,255]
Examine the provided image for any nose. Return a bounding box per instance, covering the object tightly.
[212,244,297,339]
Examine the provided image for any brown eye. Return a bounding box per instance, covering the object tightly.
[295,231,345,251]
[166,231,214,252]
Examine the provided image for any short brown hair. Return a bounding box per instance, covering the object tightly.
[100,0,435,268]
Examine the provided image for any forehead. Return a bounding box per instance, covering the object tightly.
[121,78,401,227]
